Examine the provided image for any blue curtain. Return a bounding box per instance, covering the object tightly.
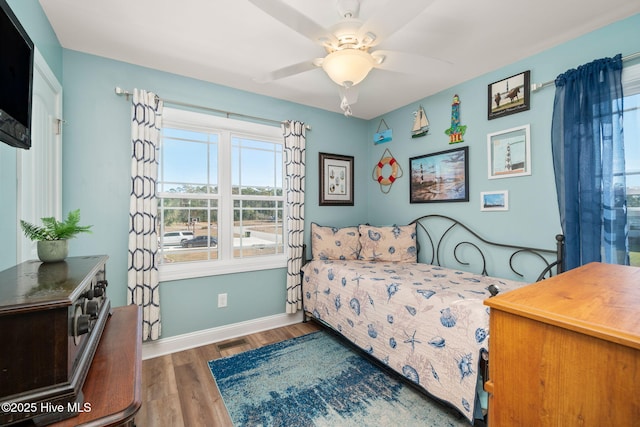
[551,54,628,270]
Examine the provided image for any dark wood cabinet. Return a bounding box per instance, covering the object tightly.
[0,256,111,426]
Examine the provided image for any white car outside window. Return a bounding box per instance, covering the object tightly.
[161,231,194,246]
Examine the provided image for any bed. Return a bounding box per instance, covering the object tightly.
[301,215,564,424]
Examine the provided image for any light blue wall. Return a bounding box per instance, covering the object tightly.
[366,13,640,280]
[61,50,369,337]
[3,0,639,338]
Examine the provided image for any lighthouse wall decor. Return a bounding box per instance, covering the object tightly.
[409,146,469,203]
[487,124,531,179]
[445,94,467,144]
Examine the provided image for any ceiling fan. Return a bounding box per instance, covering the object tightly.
[249,0,441,116]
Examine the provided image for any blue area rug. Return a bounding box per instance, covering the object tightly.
[208,330,470,426]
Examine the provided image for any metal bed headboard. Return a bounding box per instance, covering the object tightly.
[410,214,564,282]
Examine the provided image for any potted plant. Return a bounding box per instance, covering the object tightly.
[20,209,93,262]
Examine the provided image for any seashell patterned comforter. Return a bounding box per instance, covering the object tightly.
[301,259,528,423]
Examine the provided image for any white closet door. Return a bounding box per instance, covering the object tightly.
[17,48,62,262]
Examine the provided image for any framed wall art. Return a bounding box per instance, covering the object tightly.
[319,152,354,206]
[409,146,469,203]
[480,190,509,211]
[488,124,531,179]
[488,70,530,120]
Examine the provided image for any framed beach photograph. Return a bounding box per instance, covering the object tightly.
[487,124,531,179]
[488,70,530,120]
[480,190,509,211]
[409,146,469,203]
[319,152,354,206]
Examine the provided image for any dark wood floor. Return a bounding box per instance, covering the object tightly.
[134,321,321,427]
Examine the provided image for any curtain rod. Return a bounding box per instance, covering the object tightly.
[531,51,640,92]
[114,86,311,130]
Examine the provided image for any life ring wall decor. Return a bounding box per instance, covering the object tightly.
[372,148,403,193]
[375,157,398,185]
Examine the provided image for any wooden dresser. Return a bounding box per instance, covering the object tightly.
[484,262,640,426]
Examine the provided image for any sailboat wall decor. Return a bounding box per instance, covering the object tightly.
[411,105,430,138]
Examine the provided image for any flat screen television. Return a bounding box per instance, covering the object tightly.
[0,0,34,150]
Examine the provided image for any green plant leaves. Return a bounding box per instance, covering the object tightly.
[20,209,92,241]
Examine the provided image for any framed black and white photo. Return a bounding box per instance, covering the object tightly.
[409,146,469,203]
[319,152,354,206]
[487,124,531,179]
[480,190,509,211]
[488,71,530,120]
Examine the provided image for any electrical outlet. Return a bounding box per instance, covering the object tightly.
[217,293,228,308]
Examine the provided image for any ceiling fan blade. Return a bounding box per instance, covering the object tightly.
[254,59,322,83]
[357,0,436,47]
[371,50,452,73]
[248,0,338,46]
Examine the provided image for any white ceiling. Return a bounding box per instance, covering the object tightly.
[39,0,640,119]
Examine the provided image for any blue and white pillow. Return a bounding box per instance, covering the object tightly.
[311,223,361,260]
[358,224,417,263]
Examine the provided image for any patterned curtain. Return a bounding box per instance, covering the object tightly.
[551,54,628,270]
[127,89,163,341]
[283,121,306,313]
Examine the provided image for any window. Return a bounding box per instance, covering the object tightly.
[158,108,286,281]
[624,63,640,266]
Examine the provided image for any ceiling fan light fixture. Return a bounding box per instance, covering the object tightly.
[321,49,375,87]
[361,32,376,45]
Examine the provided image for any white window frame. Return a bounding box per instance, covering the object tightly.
[158,108,286,282]
[623,62,640,96]
[623,62,640,266]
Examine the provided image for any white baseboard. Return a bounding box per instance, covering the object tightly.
[142,311,304,360]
